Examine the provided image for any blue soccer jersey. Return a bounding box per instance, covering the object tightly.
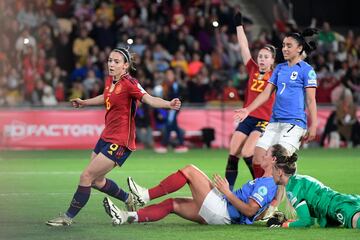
[269,61,317,128]
[226,177,277,224]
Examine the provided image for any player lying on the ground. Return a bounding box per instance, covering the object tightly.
[103,145,283,225]
[270,148,360,228]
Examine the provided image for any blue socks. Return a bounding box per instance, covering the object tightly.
[66,185,91,218]
[95,178,129,202]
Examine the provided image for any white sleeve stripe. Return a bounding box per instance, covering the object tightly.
[295,200,307,209]
[249,196,263,208]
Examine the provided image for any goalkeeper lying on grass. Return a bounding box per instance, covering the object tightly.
[270,151,360,229]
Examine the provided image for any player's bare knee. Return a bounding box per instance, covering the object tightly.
[181,164,199,180]
[92,178,105,188]
[240,149,252,158]
[79,171,94,185]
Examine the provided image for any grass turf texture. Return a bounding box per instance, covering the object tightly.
[0,148,359,240]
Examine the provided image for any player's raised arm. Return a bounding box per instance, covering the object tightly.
[235,11,252,65]
[70,94,104,108]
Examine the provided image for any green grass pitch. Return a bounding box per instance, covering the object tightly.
[1,148,359,240]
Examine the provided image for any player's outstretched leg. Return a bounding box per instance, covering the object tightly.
[103,197,134,225]
[127,177,150,206]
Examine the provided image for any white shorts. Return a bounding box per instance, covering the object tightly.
[256,122,307,155]
[199,188,231,225]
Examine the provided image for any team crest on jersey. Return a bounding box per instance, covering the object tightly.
[115,84,122,94]
[290,71,298,80]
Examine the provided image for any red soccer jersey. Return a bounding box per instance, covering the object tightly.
[243,59,275,121]
[100,74,146,150]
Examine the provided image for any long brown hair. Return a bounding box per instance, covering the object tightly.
[272,144,298,175]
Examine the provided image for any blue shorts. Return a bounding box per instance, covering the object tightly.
[93,138,132,166]
[236,116,268,136]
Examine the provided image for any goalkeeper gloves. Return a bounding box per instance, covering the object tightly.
[234,12,243,27]
[266,211,287,228]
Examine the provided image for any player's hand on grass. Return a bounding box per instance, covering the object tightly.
[213,174,231,195]
[169,98,181,110]
[70,98,86,108]
[234,108,249,122]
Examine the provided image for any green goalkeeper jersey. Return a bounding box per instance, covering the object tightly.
[286,174,338,227]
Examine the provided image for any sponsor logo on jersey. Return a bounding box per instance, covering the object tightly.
[290,71,298,80]
[253,193,264,202]
[308,79,317,85]
[258,186,268,196]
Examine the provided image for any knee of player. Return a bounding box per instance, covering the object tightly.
[240,149,253,158]
[79,171,94,184]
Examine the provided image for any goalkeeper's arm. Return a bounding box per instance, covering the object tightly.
[283,201,315,228]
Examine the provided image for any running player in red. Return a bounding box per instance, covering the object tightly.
[225,12,276,190]
[46,47,181,226]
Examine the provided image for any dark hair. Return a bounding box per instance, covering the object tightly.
[262,44,277,59]
[271,144,298,175]
[285,28,319,55]
[112,47,136,71]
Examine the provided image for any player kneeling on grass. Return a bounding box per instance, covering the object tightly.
[103,145,283,225]
[269,147,360,228]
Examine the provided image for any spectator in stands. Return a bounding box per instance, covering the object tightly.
[155,68,188,153]
[72,28,95,66]
[320,88,360,148]
[135,102,154,149]
[42,85,58,106]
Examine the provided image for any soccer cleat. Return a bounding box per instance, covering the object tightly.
[174,145,189,153]
[154,146,168,153]
[125,192,138,211]
[127,177,149,206]
[103,197,133,225]
[46,213,73,226]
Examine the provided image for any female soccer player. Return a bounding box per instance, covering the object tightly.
[46,47,181,226]
[234,29,319,178]
[102,146,279,225]
[225,12,276,188]
[271,144,360,228]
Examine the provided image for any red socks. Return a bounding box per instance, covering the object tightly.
[253,163,265,178]
[137,198,174,222]
[148,170,187,200]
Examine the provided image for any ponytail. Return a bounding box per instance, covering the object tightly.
[272,144,298,175]
[285,28,319,55]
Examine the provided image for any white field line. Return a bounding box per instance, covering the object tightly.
[0,171,173,175]
[0,191,189,197]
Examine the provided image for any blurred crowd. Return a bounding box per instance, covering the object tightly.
[0,0,359,108]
